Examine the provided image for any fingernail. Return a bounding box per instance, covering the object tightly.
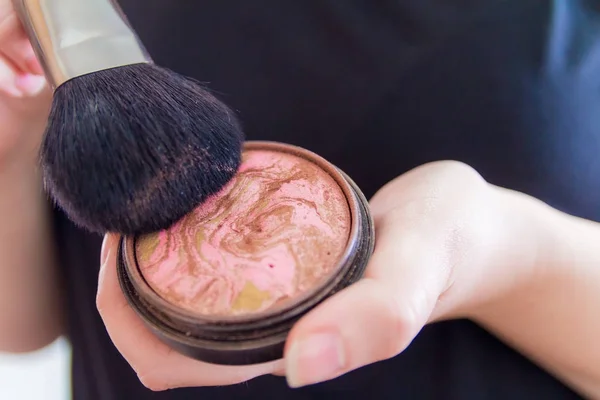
[98,235,117,287]
[286,333,345,388]
[15,74,46,97]
[98,249,111,287]
[100,234,115,267]
[0,80,23,98]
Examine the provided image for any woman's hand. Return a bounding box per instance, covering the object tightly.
[0,0,50,165]
[281,161,543,387]
[97,160,543,390]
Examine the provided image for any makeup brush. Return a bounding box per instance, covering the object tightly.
[13,0,244,235]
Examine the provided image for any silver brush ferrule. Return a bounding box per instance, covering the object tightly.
[12,0,152,89]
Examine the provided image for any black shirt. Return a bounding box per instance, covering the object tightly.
[54,1,600,399]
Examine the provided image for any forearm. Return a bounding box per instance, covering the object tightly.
[472,187,600,399]
[0,155,63,353]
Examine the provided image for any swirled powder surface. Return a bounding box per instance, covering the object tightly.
[136,149,351,316]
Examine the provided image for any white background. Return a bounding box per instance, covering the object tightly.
[0,338,71,400]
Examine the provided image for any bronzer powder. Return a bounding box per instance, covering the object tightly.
[118,141,374,365]
[135,149,352,317]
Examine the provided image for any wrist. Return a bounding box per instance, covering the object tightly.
[465,186,575,322]
[457,189,600,398]
[430,184,553,322]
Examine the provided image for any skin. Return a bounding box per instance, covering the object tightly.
[0,2,598,398]
[0,2,61,353]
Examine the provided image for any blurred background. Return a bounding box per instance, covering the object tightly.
[0,338,71,399]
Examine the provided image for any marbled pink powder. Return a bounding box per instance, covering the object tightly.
[136,149,351,316]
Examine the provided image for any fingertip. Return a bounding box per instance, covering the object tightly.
[98,234,121,300]
[285,331,346,388]
[0,84,22,98]
[101,233,120,265]
[284,282,370,388]
[0,58,22,98]
[284,277,428,388]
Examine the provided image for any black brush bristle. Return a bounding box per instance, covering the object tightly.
[41,63,244,235]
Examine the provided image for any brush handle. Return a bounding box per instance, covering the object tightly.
[12,0,151,89]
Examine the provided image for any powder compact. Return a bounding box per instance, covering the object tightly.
[117,141,374,365]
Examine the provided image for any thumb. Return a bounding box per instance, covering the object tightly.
[283,161,488,388]
[283,217,451,388]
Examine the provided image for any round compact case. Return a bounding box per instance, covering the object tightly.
[117,141,375,365]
